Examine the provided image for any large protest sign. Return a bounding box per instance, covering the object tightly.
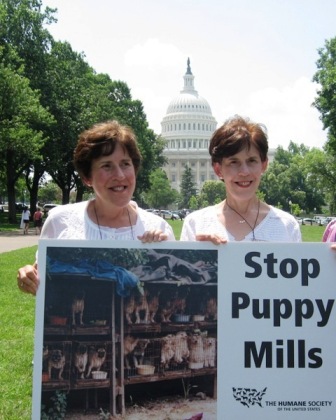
[217,242,336,419]
[32,240,336,419]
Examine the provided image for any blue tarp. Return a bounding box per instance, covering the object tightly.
[47,257,139,297]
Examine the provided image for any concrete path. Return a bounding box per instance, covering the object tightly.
[0,228,40,253]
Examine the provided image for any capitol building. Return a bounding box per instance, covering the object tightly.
[161,59,218,192]
[161,59,275,192]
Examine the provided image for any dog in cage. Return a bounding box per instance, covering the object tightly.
[159,291,177,323]
[124,293,136,325]
[173,331,190,364]
[124,289,150,324]
[124,335,151,368]
[86,345,107,378]
[73,343,88,379]
[188,334,205,365]
[132,338,151,367]
[147,289,160,323]
[124,335,139,368]
[71,290,85,325]
[203,337,216,367]
[48,348,66,380]
[204,296,217,321]
[160,334,175,369]
[134,289,149,324]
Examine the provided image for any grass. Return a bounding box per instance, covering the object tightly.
[168,219,183,240]
[0,212,21,231]
[0,222,326,419]
[0,246,36,420]
[300,224,325,242]
[169,219,326,242]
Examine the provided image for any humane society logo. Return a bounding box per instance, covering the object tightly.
[232,387,267,408]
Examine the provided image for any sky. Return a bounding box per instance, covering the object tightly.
[41,0,336,150]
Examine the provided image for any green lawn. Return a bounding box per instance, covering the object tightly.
[169,219,326,242]
[0,222,326,419]
[0,246,36,420]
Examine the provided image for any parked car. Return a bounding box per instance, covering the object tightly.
[170,212,180,220]
[43,203,60,214]
[302,218,318,225]
[160,210,173,219]
[15,202,26,212]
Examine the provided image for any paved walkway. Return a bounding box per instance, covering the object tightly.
[0,228,40,253]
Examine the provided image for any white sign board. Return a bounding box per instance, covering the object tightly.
[217,242,336,419]
[32,240,336,419]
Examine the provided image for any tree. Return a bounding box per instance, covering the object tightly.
[304,148,336,214]
[0,48,53,222]
[180,165,197,208]
[313,37,336,153]
[260,142,327,214]
[145,169,178,209]
[0,0,56,214]
[198,180,226,208]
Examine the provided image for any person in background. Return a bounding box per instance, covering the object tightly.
[33,207,43,235]
[17,120,175,295]
[180,115,301,243]
[322,218,336,250]
[20,205,31,235]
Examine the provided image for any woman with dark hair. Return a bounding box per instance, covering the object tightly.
[17,120,175,295]
[181,115,301,243]
[21,206,31,235]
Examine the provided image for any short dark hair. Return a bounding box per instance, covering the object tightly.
[74,120,142,180]
[209,115,268,165]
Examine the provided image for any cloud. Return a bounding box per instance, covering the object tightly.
[122,40,327,150]
[237,77,327,149]
[124,39,187,132]
[124,38,185,72]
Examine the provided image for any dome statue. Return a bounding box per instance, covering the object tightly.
[161,59,218,193]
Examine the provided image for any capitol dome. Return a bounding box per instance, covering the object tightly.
[161,58,217,137]
[161,59,218,193]
[165,91,212,115]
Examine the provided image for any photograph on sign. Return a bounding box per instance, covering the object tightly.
[32,240,218,419]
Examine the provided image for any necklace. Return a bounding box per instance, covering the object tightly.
[225,199,260,241]
[93,203,135,240]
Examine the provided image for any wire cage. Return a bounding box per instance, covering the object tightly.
[42,341,72,385]
[72,341,112,386]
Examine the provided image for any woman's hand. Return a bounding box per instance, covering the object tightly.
[331,243,336,251]
[17,263,39,295]
[195,234,227,245]
[138,230,169,243]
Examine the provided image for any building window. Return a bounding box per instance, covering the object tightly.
[172,175,176,182]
